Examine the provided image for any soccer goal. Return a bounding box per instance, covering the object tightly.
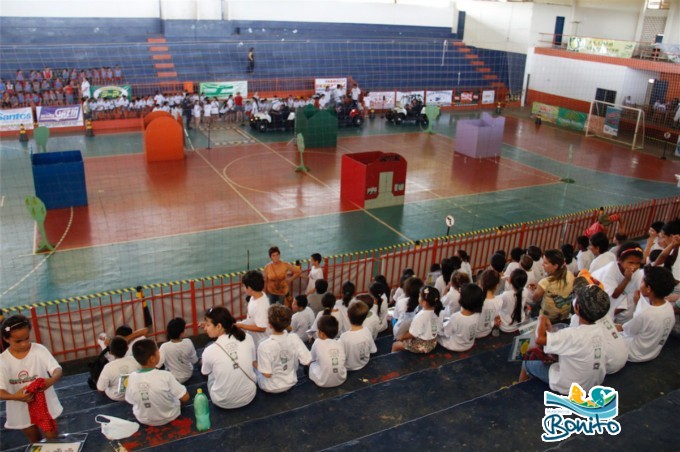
[585,100,645,150]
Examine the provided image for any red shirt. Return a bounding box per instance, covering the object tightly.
[234,95,243,106]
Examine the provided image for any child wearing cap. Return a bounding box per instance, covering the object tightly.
[519,278,609,395]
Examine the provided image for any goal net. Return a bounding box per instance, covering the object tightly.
[585,100,645,150]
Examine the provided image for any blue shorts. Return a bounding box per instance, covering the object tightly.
[522,360,551,384]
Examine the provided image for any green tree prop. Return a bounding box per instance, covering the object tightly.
[25,195,54,252]
[423,104,440,134]
[295,133,310,172]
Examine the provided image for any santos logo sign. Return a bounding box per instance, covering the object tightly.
[542,383,621,442]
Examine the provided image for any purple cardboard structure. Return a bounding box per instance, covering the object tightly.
[455,112,505,158]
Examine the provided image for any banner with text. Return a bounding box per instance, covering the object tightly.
[603,106,622,136]
[199,81,249,99]
[365,91,395,109]
[396,91,425,105]
[425,90,453,106]
[314,78,347,96]
[91,85,132,100]
[37,105,84,128]
[0,108,34,131]
[566,37,635,59]
[531,102,560,123]
[556,108,587,131]
[454,91,479,106]
[481,90,495,105]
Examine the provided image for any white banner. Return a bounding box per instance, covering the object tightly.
[315,78,347,96]
[482,90,496,105]
[199,81,248,99]
[36,105,84,128]
[425,90,453,106]
[0,108,34,131]
[396,91,425,105]
[365,91,395,109]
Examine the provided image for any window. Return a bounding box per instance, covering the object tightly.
[647,0,670,10]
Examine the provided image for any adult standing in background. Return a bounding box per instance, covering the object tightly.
[263,246,300,306]
[247,48,255,73]
[81,77,90,99]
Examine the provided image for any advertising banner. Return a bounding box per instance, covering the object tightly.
[199,81,249,99]
[314,78,347,96]
[396,91,425,105]
[425,90,452,106]
[365,91,395,109]
[91,85,132,99]
[566,37,635,58]
[454,91,479,106]
[0,107,34,131]
[531,102,560,123]
[481,90,495,105]
[603,106,622,136]
[37,105,84,128]
[556,108,587,131]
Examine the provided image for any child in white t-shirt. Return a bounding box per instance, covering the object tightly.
[290,295,315,343]
[97,336,140,401]
[309,293,346,340]
[0,315,63,444]
[498,269,530,333]
[340,300,377,371]
[476,269,503,338]
[309,315,347,388]
[519,282,609,395]
[125,339,190,427]
[442,271,470,319]
[236,270,270,349]
[370,277,390,333]
[201,306,257,409]
[158,318,198,384]
[256,306,312,393]
[438,283,484,352]
[619,266,677,362]
[393,286,444,354]
[392,277,424,338]
[305,253,324,295]
[356,294,380,339]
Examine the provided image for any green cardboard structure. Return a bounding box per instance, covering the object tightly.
[294,106,338,148]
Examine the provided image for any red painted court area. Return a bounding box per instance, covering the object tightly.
[41,127,559,251]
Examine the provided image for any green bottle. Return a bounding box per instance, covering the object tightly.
[194,388,211,431]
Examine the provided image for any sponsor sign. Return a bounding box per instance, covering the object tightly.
[365,91,395,109]
[37,106,84,128]
[199,81,249,99]
[556,108,587,131]
[314,78,347,96]
[482,90,495,105]
[603,106,622,136]
[425,90,452,106]
[91,85,132,100]
[531,102,560,123]
[454,91,479,106]
[566,37,635,58]
[396,91,425,105]
[0,108,34,131]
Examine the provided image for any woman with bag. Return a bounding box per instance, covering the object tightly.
[263,246,301,306]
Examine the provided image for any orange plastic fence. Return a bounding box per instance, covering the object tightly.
[4,196,679,362]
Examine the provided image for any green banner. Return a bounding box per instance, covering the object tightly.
[91,85,132,99]
[556,108,587,131]
[199,81,248,99]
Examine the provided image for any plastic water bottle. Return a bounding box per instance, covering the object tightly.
[194,388,210,431]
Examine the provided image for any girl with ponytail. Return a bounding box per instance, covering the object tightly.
[498,269,530,332]
[392,286,443,354]
[201,306,257,409]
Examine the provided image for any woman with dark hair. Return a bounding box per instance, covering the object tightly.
[263,246,301,306]
[201,306,257,409]
[531,249,574,323]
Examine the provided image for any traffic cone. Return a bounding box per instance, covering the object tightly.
[85,120,94,137]
[19,124,28,142]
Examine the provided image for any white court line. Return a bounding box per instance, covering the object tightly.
[0,196,5,207]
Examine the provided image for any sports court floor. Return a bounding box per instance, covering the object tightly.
[1,110,678,308]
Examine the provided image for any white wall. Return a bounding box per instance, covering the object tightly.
[225,1,455,28]
[0,0,160,18]
[572,6,641,41]
[454,1,533,53]
[622,69,656,105]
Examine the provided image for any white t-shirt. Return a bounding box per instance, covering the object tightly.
[256,332,311,393]
[125,369,187,426]
[598,316,628,374]
[498,288,530,333]
[159,339,198,384]
[291,307,316,342]
[363,310,381,340]
[125,336,146,358]
[476,296,502,338]
[544,323,606,395]
[392,295,409,323]
[434,275,447,297]
[0,344,63,429]
[309,339,347,388]
[577,249,595,272]
[409,309,442,340]
[393,310,416,338]
[442,288,461,318]
[460,262,473,278]
[334,301,352,335]
[97,356,140,401]
[340,327,376,371]
[532,260,546,283]
[306,266,323,294]
[589,251,616,273]
[623,298,676,362]
[244,293,270,349]
[309,309,346,339]
[201,334,257,409]
[438,312,479,352]
[592,261,643,322]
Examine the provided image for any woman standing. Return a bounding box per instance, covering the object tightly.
[264,246,301,305]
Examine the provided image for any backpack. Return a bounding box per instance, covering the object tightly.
[87,347,110,390]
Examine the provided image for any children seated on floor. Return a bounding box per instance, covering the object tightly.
[96,337,140,401]
[158,318,198,384]
[340,299,377,371]
[309,315,347,388]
